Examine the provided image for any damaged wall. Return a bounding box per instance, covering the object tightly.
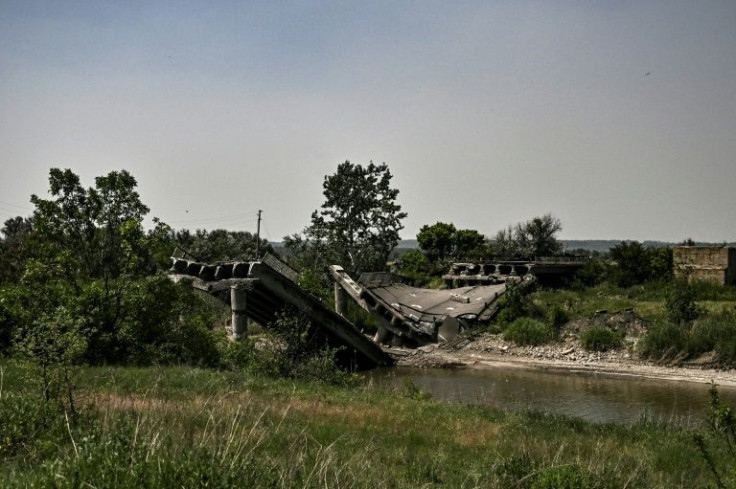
[673,246,736,285]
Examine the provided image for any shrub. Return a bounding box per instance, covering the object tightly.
[261,310,356,386]
[580,326,623,352]
[640,321,688,361]
[548,306,569,332]
[665,279,701,325]
[693,384,736,489]
[397,249,435,287]
[503,318,553,346]
[687,312,736,364]
[572,257,608,288]
[496,280,528,325]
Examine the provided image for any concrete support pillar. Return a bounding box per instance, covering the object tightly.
[334,282,348,317]
[373,327,390,344]
[230,284,248,340]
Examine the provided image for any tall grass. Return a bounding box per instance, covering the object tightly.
[640,309,736,365]
[0,362,722,488]
[580,326,623,352]
[503,318,554,346]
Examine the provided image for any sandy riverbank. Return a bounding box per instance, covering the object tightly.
[387,330,736,388]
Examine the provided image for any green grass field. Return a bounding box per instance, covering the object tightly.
[1,361,732,488]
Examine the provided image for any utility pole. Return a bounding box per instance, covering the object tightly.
[255,209,262,260]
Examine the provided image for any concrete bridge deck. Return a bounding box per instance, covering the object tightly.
[443,258,587,287]
[170,253,392,370]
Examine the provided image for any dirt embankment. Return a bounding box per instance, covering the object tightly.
[387,311,736,387]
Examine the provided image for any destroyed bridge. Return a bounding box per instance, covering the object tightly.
[170,254,584,370]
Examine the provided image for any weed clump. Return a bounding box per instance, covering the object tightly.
[640,306,736,365]
[693,383,736,489]
[581,326,623,352]
[503,318,554,346]
[548,305,570,332]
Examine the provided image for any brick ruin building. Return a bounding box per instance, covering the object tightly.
[673,246,736,285]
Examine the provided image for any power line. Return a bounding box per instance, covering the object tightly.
[0,201,33,216]
[0,200,33,211]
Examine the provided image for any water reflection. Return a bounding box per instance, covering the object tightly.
[365,366,736,426]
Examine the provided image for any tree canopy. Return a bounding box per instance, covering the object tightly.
[29,168,158,282]
[417,222,456,261]
[174,228,272,263]
[417,222,486,261]
[488,214,563,259]
[293,161,407,275]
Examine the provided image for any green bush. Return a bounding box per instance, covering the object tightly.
[548,305,569,331]
[397,249,435,287]
[640,321,688,361]
[503,318,554,346]
[261,311,356,385]
[665,279,701,325]
[693,384,736,489]
[580,326,623,352]
[572,257,609,288]
[687,313,736,363]
[641,310,736,366]
[496,280,528,325]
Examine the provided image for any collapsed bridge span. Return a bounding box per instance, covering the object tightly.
[330,266,535,347]
[170,253,392,370]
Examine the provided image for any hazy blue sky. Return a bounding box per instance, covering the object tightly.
[2,1,735,243]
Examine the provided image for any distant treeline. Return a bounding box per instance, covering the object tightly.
[383,239,736,254]
[271,239,736,256]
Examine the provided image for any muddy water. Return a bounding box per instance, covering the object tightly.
[365,366,736,426]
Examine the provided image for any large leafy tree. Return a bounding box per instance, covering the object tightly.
[2,168,223,366]
[417,222,456,261]
[29,168,157,283]
[417,222,486,261]
[290,161,407,276]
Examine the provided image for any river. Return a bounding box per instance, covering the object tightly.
[365,366,736,426]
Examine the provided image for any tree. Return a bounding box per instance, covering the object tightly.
[488,225,517,259]
[417,222,486,262]
[609,241,650,287]
[30,168,155,282]
[396,249,434,286]
[608,241,671,287]
[0,216,34,284]
[417,222,456,261]
[453,229,486,260]
[294,161,407,275]
[488,214,563,259]
[665,278,701,324]
[174,228,272,263]
[513,213,563,258]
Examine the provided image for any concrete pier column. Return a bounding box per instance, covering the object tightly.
[334,283,348,316]
[373,327,390,344]
[230,284,248,340]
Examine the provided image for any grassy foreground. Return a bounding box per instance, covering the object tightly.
[0,362,730,488]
